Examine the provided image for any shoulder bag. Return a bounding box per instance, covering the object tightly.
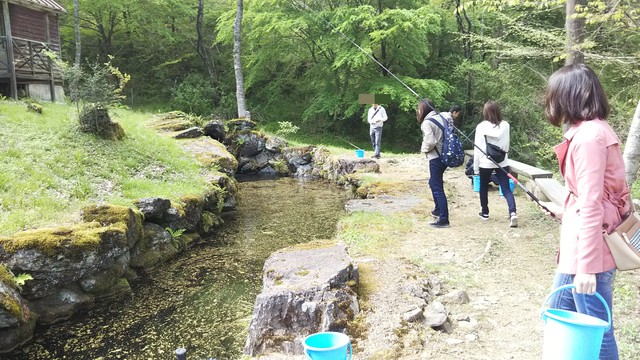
[603,202,640,271]
[484,135,507,163]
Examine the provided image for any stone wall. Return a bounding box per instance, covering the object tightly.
[0,113,379,354]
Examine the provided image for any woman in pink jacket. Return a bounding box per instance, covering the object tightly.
[544,64,629,360]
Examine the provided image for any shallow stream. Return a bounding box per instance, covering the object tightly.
[5,177,348,360]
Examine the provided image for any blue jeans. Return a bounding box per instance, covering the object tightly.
[370,126,382,157]
[429,156,448,221]
[549,270,618,360]
[479,166,516,215]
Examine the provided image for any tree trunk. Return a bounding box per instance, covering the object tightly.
[74,0,80,65]
[377,0,387,77]
[233,0,247,118]
[624,100,640,187]
[196,0,217,84]
[565,0,585,65]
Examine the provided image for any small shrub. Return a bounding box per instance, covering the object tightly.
[171,74,215,116]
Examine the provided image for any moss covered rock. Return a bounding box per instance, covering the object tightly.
[0,222,130,299]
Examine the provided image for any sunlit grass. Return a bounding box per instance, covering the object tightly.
[613,278,640,358]
[0,101,208,236]
[335,211,413,258]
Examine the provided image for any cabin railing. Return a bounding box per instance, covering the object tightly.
[0,36,56,78]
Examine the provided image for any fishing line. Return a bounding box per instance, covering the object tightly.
[291,0,557,219]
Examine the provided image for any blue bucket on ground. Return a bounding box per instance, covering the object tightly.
[541,284,611,360]
[303,332,352,360]
[355,149,365,158]
[499,179,516,196]
[472,175,480,192]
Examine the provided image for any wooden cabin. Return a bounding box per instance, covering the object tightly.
[0,0,66,101]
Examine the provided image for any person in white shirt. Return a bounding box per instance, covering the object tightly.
[473,101,518,227]
[367,104,388,159]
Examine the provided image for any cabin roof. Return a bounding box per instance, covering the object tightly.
[9,0,67,14]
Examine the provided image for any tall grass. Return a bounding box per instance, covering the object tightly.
[0,101,208,236]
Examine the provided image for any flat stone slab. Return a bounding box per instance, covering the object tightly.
[245,242,359,356]
[345,195,423,214]
[262,242,356,293]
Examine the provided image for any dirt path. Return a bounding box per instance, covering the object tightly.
[350,154,561,359]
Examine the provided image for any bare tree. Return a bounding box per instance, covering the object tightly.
[565,0,585,65]
[623,100,640,187]
[233,0,248,118]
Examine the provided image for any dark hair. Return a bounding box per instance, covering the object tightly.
[482,101,502,125]
[544,63,610,127]
[449,105,462,113]
[417,99,436,124]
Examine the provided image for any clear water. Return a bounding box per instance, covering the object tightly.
[4,177,348,360]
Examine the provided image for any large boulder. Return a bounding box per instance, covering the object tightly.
[203,120,226,142]
[178,136,238,176]
[129,223,180,269]
[0,223,131,299]
[0,277,36,353]
[244,242,359,357]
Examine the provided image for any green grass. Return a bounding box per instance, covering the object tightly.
[335,212,413,257]
[0,101,209,236]
[613,278,640,359]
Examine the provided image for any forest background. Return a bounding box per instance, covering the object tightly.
[57,0,640,189]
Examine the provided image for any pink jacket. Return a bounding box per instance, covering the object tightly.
[554,119,629,274]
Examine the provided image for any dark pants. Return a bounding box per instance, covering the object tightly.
[429,156,448,221]
[479,166,516,215]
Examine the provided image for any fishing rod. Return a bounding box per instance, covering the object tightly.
[292,0,557,220]
[341,139,361,150]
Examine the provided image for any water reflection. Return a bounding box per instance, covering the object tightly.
[5,177,348,360]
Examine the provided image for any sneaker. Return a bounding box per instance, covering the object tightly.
[373,154,381,159]
[430,219,450,228]
[431,210,440,219]
[509,212,518,228]
[478,212,489,220]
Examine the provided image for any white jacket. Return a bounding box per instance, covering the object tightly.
[473,120,510,173]
[368,105,388,128]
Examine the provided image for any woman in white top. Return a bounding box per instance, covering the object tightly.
[473,101,518,227]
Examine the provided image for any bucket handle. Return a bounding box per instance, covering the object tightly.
[541,284,611,331]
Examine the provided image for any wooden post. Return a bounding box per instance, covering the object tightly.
[2,1,17,100]
[45,13,55,102]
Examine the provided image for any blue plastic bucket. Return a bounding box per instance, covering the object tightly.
[499,179,516,196]
[355,149,364,158]
[303,332,352,360]
[541,285,611,360]
[473,175,480,192]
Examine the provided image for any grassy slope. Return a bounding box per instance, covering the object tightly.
[0,101,209,236]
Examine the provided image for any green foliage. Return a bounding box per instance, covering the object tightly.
[275,121,299,136]
[11,273,33,290]
[0,101,209,236]
[58,56,130,110]
[0,264,33,291]
[170,74,216,116]
[166,227,186,239]
[54,0,640,166]
[166,227,187,251]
